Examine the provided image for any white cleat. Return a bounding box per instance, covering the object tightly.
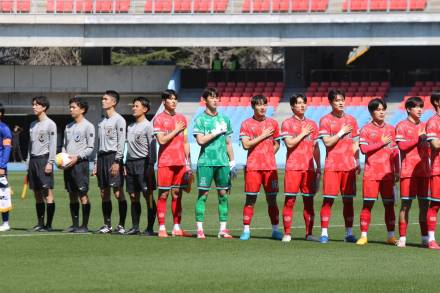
[282,234,291,243]
[396,239,406,248]
[0,223,10,232]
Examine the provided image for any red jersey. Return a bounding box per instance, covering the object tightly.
[281,116,318,171]
[359,122,397,180]
[319,113,359,171]
[426,114,440,176]
[240,117,281,171]
[395,119,430,178]
[153,111,187,167]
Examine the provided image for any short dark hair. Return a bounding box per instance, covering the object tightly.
[32,96,50,111]
[161,89,178,100]
[251,95,267,108]
[0,103,4,117]
[132,96,151,112]
[69,97,89,114]
[431,92,440,110]
[405,96,424,112]
[367,98,387,114]
[328,89,345,103]
[202,87,218,100]
[290,94,307,107]
[105,90,120,105]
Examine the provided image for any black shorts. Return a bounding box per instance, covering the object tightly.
[28,155,54,191]
[97,152,124,189]
[64,160,89,194]
[125,158,156,194]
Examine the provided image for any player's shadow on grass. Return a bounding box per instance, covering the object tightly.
[12,227,64,232]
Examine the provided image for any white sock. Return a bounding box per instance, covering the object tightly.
[361,231,367,238]
[2,221,8,226]
[272,224,279,232]
[428,231,435,242]
[173,224,181,231]
[422,235,429,242]
[220,221,227,231]
[321,228,328,237]
[243,225,250,232]
[346,227,353,236]
[196,222,203,231]
[387,231,395,238]
[399,236,406,242]
[159,225,166,231]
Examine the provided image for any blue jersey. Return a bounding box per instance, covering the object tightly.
[0,122,12,170]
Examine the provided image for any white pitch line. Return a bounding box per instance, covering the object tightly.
[0,223,419,237]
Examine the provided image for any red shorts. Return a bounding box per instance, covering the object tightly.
[400,177,429,200]
[245,170,279,196]
[157,166,188,190]
[431,175,440,201]
[284,170,317,196]
[362,179,395,201]
[323,170,356,198]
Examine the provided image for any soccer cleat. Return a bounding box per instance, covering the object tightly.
[114,225,126,235]
[320,235,329,243]
[305,235,319,242]
[356,236,368,245]
[158,229,169,238]
[240,231,251,241]
[396,239,406,248]
[386,236,398,245]
[428,240,440,250]
[74,226,89,233]
[172,229,193,237]
[345,235,357,243]
[218,229,233,239]
[64,226,77,233]
[143,229,155,236]
[282,234,291,243]
[96,225,112,234]
[0,223,10,232]
[197,230,206,239]
[271,230,283,241]
[421,239,429,248]
[125,227,140,235]
[30,224,45,232]
[40,226,53,232]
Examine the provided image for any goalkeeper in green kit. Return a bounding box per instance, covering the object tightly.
[193,88,237,239]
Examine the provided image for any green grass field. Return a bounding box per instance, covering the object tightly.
[2,171,439,293]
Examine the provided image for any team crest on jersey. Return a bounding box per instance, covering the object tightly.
[74,134,81,142]
[105,127,113,137]
[370,132,377,138]
[38,132,46,142]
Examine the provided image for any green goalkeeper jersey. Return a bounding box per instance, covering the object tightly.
[193,111,233,167]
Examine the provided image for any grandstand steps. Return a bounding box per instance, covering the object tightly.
[328,0,345,12]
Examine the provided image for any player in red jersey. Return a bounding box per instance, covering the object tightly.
[318,89,360,243]
[426,92,440,250]
[153,89,191,238]
[239,95,283,241]
[280,94,321,242]
[395,96,431,248]
[356,98,400,246]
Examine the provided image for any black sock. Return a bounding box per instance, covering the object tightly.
[69,202,80,227]
[118,200,127,227]
[147,198,157,231]
[102,201,112,226]
[82,203,91,228]
[131,201,141,228]
[46,202,55,228]
[36,203,45,226]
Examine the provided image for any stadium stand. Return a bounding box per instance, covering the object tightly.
[242,0,328,13]
[46,0,131,12]
[342,0,427,12]
[144,0,229,13]
[0,0,30,12]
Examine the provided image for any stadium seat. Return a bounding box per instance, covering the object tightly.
[76,0,94,12]
[0,0,13,12]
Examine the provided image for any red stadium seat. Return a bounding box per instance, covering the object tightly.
[76,0,93,12]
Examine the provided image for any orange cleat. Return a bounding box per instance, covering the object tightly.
[158,229,168,238]
[172,229,193,237]
[428,240,440,250]
[218,229,233,239]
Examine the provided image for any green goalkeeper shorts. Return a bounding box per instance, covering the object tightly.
[197,166,230,190]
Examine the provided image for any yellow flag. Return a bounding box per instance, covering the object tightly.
[346,46,370,65]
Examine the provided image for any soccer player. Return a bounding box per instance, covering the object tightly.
[356,98,399,245]
[154,90,191,237]
[239,95,283,241]
[281,94,320,242]
[125,97,157,236]
[28,96,57,232]
[426,92,440,249]
[318,89,360,243]
[193,87,235,239]
[0,103,12,232]
[395,96,431,248]
[62,97,95,233]
[93,90,127,234]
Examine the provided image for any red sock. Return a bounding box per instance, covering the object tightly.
[399,221,407,237]
[243,205,254,225]
[171,196,182,225]
[268,205,279,225]
[303,197,315,236]
[427,202,440,232]
[157,197,167,225]
[384,203,396,232]
[320,198,334,229]
[343,198,354,228]
[360,203,372,233]
[283,197,296,235]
